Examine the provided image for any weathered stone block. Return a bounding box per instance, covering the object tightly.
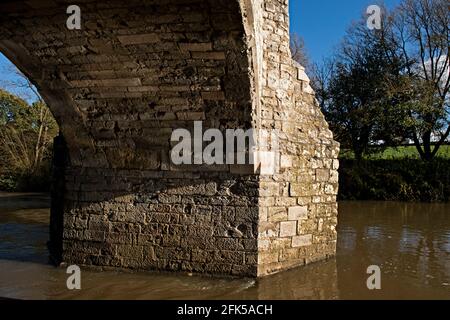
[280,155,292,168]
[292,234,313,248]
[268,207,287,223]
[288,206,308,221]
[118,34,159,45]
[279,221,297,237]
[316,169,330,182]
[179,42,212,52]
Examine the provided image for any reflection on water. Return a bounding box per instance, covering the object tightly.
[337,201,450,299]
[0,193,449,300]
[0,193,50,264]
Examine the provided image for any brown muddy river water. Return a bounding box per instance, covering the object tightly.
[0,193,449,300]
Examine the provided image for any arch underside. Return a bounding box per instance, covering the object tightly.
[0,0,255,169]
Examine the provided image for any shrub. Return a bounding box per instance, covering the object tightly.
[339,158,450,202]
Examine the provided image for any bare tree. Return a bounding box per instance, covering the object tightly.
[393,0,450,160]
[0,63,42,103]
[310,58,336,110]
[290,33,309,67]
[0,65,58,176]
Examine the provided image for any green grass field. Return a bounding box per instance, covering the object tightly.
[340,145,450,160]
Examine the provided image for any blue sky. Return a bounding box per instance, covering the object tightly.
[1,0,403,101]
[290,0,401,65]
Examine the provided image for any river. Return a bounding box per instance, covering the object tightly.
[0,193,449,300]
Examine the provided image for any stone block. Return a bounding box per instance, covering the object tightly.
[280,155,292,168]
[316,169,330,182]
[201,91,225,100]
[117,33,159,45]
[179,42,212,51]
[292,234,313,248]
[268,207,287,223]
[279,221,297,237]
[288,206,308,220]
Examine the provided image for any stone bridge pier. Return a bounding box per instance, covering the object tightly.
[0,0,339,277]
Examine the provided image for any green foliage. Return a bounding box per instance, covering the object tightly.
[340,145,450,160]
[318,15,412,160]
[0,89,58,192]
[0,89,29,126]
[0,168,52,192]
[339,158,450,202]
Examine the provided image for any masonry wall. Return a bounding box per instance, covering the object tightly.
[255,0,340,276]
[0,0,339,278]
[1,0,260,277]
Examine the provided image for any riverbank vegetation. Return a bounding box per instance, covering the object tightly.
[339,154,450,202]
[340,145,450,160]
[338,146,450,202]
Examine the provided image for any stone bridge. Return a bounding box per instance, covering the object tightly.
[0,0,339,277]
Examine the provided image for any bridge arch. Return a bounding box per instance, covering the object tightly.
[0,0,339,277]
[1,0,257,167]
